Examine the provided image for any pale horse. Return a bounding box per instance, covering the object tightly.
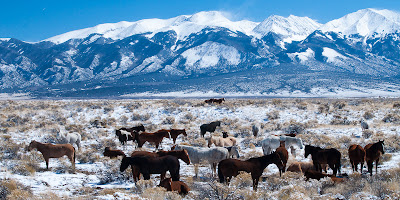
[173,144,229,177]
[261,135,303,155]
[57,129,81,150]
[207,135,237,147]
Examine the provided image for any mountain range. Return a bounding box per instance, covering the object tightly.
[1,8,400,98]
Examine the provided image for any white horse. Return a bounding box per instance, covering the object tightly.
[207,136,237,147]
[173,145,229,177]
[261,135,303,155]
[57,130,81,150]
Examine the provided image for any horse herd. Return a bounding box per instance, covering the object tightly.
[25,121,386,194]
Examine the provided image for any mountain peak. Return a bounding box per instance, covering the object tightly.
[319,8,400,37]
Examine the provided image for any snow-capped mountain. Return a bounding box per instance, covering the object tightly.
[1,9,400,98]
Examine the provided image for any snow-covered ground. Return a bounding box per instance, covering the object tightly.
[0,98,399,199]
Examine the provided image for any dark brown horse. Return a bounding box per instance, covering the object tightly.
[130,150,190,181]
[135,129,170,149]
[120,155,180,181]
[27,140,75,170]
[158,178,190,195]
[103,147,126,158]
[200,121,221,137]
[305,145,341,176]
[276,141,288,177]
[115,129,135,145]
[120,124,145,133]
[348,144,365,173]
[218,152,284,191]
[365,140,385,176]
[169,129,187,144]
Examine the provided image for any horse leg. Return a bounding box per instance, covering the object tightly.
[375,158,379,175]
[367,160,373,176]
[350,160,355,172]
[161,172,166,181]
[45,157,49,170]
[212,163,217,177]
[329,163,337,176]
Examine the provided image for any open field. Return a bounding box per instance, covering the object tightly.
[1,98,400,199]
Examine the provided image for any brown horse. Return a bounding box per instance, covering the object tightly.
[364,140,385,176]
[200,121,221,137]
[130,150,190,181]
[120,155,180,181]
[348,144,365,173]
[218,152,284,191]
[305,145,341,176]
[135,129,170,149]
[169,129,187,144]
[158,178,190,195]
[276,141,288,177]
[103,147,126,158]
[27,140,75,170]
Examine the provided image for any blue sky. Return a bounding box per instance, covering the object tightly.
[1,0,400,42]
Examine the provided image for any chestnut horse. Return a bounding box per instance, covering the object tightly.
[218,152,284,191]
[348,144,365,173]
[276,141,288,177]
[103,147,126,158]
[169,129,187,144]
[120,155,180,181]
[27,140,75,170]
[135,129,170,149]
[158,178,190,195]
[364,140,385,176]
[304,145,341,176]
[129,150,190,181]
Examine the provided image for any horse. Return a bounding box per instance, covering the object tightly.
[169,129,187,144]
[276,141,288,177]
[57,131,81,150]
[287,161,315,174]
[200,121,221,137]
[304,170,347,183]
[135,129,170,149]
[27,140,75,170]
[172,145,229,177]
[218,152,284,191]
[120,124,145,133]
[213,98,225,104]
[364,140,385,176]
[304,145,341,176]
[252,125,259,137]
[158,178,190,195]
[262,135,303,155]
[115,129,135,145]
[348,144,365,173]
[129,150,190,181]
[120,155,180,181]
[225,146,240,158]
[103,147,126,158]
[207,135,236,147]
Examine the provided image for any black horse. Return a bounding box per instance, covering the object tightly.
[200,121,221,137]
[365,140,385,176]
[305,145,341,176]
[120,155,180,181]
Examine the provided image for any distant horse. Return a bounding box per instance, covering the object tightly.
[158,178,190,195]
[262,135,303,155]
[205,98,225,104]
[57,131,81,149]
[200,121,221,137]
[365,140,385,176]
[169,129,187,144]
[172,145,229,177]
[225,146,240,158]
[103,147,126,158]
[27,140,75,170]
[207,135,236,147]
[304,145,341,176]
[276,141,288,177]
[218,152,284,191]
[120,155,180,181]
[130,150,190,181]
[120,124,145,133]
[252,125,259,137]
[115,129,135,145]
[348,144,366,173]
[136,129,170,149]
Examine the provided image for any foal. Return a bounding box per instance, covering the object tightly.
[218,152,283,191]
[348,144,365,173]
[27,140,75,170]
[276,141,288,177]
[158,178,190,195]
[169,129,187,144]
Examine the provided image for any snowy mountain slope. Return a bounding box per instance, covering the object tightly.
[1,9,400,98]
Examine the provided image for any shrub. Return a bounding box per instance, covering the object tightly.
[382,114,400,123]
[333,101,346,109]
[266,111,279,120]
[363,111,374,120]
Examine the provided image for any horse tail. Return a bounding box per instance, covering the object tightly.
[218,164,224,183]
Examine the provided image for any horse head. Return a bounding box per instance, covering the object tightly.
[138,124,145,132]
[27,140,37,151]
[182,149,191,165]
[304,145,312,158]
[378,140,385,154]
[120,157,131,172]
[158,178,172,191]
[271,151,284,170]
